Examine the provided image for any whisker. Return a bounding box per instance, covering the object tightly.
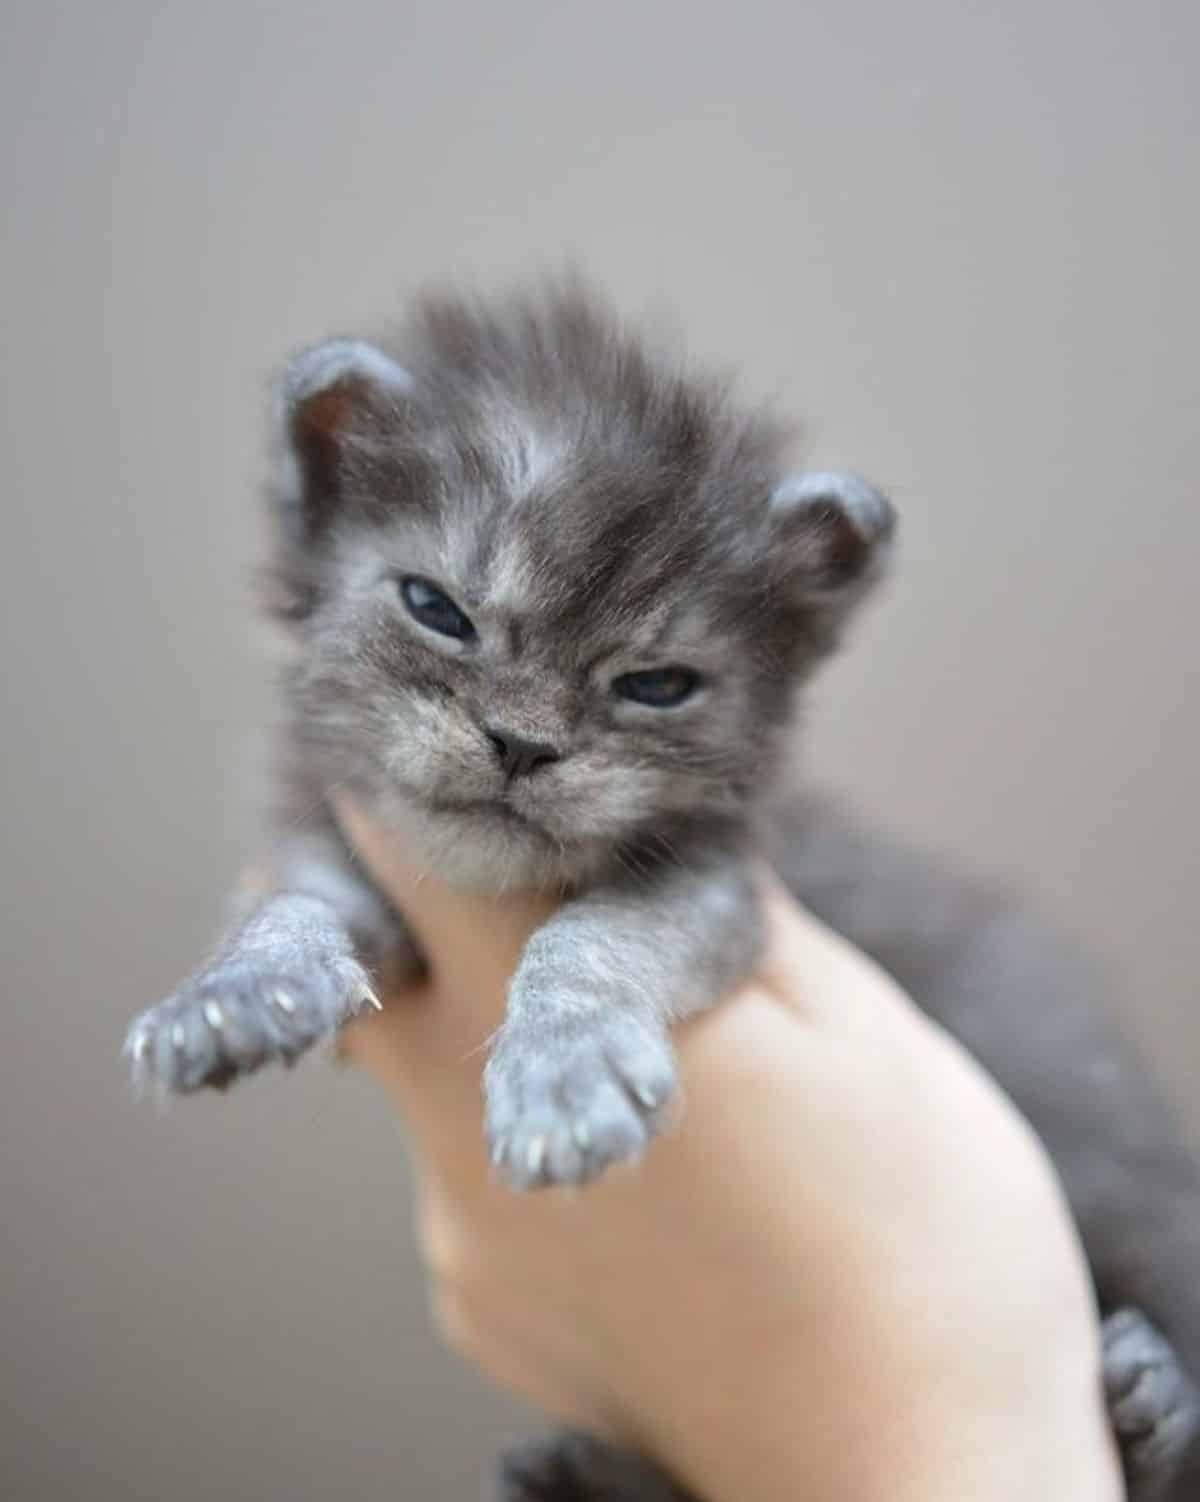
[458,1023,504,1064]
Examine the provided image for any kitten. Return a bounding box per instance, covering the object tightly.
[125,283,1200,1501]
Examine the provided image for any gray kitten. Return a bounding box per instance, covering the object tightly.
[125,284,1200,1501]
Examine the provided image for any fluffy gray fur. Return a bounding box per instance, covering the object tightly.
[125,282,1200,1501]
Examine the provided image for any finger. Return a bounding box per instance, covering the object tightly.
[753,870,923,1037]
[427,1273,595,1430]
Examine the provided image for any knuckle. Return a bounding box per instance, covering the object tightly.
[427,1281,484,1360]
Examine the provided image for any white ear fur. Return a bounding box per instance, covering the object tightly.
[769,470,894,541]
[274,339,412,530]
[277,339,412,413]
[768,470,895,591]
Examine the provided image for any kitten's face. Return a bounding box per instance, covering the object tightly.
[274,291,893,889]
[293,501,798,887]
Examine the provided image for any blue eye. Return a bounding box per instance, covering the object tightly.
[612,666,701,707]
[400,576,476,641]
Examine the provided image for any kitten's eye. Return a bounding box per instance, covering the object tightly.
[612,666,701,708]
[399,576,476,641]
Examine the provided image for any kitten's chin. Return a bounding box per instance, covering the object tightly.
[373,790,590,892]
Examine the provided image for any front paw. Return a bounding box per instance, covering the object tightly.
[484,1013,677,1189]
[125,919,379,1093]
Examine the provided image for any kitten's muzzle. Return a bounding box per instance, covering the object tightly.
[484,726,562,781]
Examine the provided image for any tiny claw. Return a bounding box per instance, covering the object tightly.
[633,1082,663,1109]
[491,1141,506,1168]
[130,1031,149,1061]
[171,1023,185,1049]
[359,985,383,1013]
[273,989,296,1014]
[203,1002,225,1030]
[573,1121,590,1150]
[526,1136,547,1179]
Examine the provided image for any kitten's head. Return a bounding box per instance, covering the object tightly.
[268,284,894,888]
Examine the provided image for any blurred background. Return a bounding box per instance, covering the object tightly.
[2,1,1197,1497]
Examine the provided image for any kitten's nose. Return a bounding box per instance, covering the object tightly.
[485,726,562,780]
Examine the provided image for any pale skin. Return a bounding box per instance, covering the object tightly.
[334,795,1123,1502]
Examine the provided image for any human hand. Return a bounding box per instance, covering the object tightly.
[334,795,1121,1502]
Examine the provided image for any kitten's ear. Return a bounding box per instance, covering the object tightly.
[273,339,412,539]
[768,471,896,606]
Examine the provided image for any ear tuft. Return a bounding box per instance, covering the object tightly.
[769,471,896,594]
[274,339,412,540]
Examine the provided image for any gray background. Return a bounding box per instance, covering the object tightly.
[2,1,1196,1498]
